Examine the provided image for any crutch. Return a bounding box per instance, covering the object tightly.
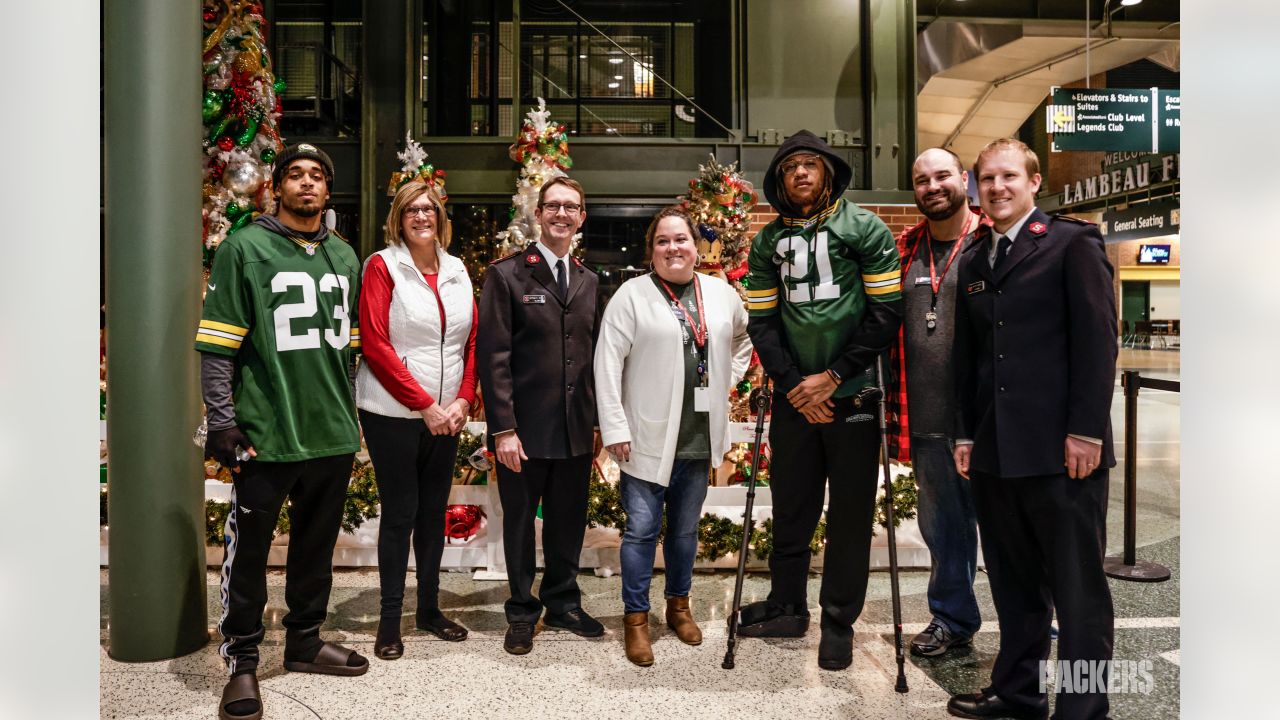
[722,380,772,670]
[865,355,909,692]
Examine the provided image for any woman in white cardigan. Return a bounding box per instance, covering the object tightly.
[595,205,753,666]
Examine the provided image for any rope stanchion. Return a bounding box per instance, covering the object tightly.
[1103,370,1177,583]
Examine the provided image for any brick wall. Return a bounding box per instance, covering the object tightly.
[745,203,923,241]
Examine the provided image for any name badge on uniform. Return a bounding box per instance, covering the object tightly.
[693,386,710,413]
[915,276,932,285]
[522,294,546,304]
[967,280,986,295]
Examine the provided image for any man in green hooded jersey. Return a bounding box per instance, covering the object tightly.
[739,130,903,672]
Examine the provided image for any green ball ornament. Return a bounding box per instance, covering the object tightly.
[260,147,276,164]
[736,380,752,395]
[202,91,224,124]
[225,202,244,219]
[273,79,286,94]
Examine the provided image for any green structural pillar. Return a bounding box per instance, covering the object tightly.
[105,0,208,661]
[867,0,916,191]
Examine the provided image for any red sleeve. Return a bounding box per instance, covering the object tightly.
[456,299,480,406]
[358,255,435,410]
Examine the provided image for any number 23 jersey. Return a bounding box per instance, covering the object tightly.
[745,200,901,394]
[195,222,363,461]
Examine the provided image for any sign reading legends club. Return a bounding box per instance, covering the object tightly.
[1048,87,1180,152]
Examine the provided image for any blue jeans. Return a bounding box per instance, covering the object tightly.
[912,435,982,637]
[619,459,710,613]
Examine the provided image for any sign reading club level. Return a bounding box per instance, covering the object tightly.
[1048,87,1180,153]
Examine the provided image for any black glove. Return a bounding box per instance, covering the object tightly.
[206,425,253,471]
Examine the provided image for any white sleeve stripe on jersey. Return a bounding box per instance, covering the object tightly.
[197,328,246,342]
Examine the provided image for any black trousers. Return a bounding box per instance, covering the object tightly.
[218,453,354,676]
[766,396,881,633]
[359,410,460,621]
[971,469,1114,720]
[494,454,592,623]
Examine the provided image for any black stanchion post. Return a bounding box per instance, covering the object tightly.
[1104,370,1171,582]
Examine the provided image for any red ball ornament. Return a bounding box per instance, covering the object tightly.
[444,505,485,542]
[204,10,216,22]
[217,136,234,151]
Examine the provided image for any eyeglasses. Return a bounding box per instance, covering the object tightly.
[540,202,582,215]
[779,155,823,177]
[404,206,437,218]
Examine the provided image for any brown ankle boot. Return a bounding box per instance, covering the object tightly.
[623,612,654,666]
[666,596,702,645]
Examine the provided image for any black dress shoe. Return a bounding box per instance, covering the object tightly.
[947,690,1048,719]
[817,628,853,671]
[543,608,605,637]
[504,622,535,655]
[911,620,972,658]
[416,611,468,642]
[736,601,810,638]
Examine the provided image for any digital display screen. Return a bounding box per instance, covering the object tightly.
[1137,244,1171,264]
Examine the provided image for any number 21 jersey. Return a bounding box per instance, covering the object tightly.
[745,200,901,395]
[195,222,363,461]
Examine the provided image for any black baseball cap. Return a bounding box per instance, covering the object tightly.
[272,143,335,188]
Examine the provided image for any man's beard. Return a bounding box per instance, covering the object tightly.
[917,187,967,221]
[785,181,827,213]
[282,196,323,218]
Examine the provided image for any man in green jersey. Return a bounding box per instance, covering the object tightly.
[196,144,367,720]
[739,130,903,671]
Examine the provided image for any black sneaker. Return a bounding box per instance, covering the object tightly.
[543,608,605,637]
[818,628,853,671]
[910,620,972,657]
[736,600,810,638]
[504,622,535,655]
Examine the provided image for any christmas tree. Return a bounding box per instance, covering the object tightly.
[494,98,576,258]
[200,0,286,267]
[680,155,757,282]
[387,130,448,199]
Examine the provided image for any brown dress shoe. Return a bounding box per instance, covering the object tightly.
[665,596,702,646]
[623,612,654,666]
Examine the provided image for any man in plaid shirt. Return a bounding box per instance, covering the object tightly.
[887,147,986,657]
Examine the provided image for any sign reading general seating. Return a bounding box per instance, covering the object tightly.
[1048,87,1180,153]
[1101,201,1180,243]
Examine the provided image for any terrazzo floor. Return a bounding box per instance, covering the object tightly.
[101,350,1179,719]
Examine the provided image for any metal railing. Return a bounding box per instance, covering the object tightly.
[277,42,359,135]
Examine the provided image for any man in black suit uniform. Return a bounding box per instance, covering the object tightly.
[477,176,604,655]
[948,139,1117,720]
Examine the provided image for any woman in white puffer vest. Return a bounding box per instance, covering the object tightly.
[355,180,478,661]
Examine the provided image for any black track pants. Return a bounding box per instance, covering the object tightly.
[766,396,881,633]
[217,453,354,676]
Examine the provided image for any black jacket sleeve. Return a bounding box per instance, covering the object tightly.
[827,298,904,382]
[747,313,806,395]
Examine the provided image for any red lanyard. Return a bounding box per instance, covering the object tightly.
[906,211,974,295]
[657,275,707,349]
